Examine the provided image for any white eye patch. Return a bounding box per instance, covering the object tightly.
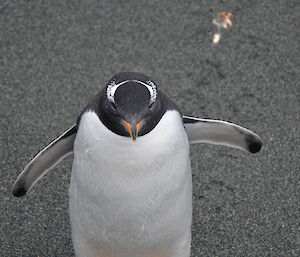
[107,80,157,104]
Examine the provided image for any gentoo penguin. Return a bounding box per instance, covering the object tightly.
[12,72,262,257]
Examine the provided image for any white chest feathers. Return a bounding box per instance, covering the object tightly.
[69,110,192,257]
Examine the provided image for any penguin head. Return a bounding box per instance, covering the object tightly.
[99,72,164,141]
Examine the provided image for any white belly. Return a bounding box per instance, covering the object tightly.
[69,110,192,257]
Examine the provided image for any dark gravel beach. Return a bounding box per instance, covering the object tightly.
[1,0,299,256]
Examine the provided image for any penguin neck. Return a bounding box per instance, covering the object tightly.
[73,110,189,178]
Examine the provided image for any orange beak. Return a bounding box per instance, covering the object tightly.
[123,120,143,141]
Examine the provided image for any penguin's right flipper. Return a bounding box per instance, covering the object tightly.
[183,116,262,153]
[12,125,77,197]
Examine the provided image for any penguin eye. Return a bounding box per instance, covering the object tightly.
[149,102,154,110]
[111,102,118,110]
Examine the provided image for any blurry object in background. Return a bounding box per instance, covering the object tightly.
[213,33,221,44]
[215,12,233,29]
[212,12,233,44]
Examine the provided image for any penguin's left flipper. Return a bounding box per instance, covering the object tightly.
[183,116,262,153]
[12,125,77,197]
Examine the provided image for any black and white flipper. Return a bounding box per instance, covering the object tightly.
[12,125,77,197]
[183,116,262,153]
